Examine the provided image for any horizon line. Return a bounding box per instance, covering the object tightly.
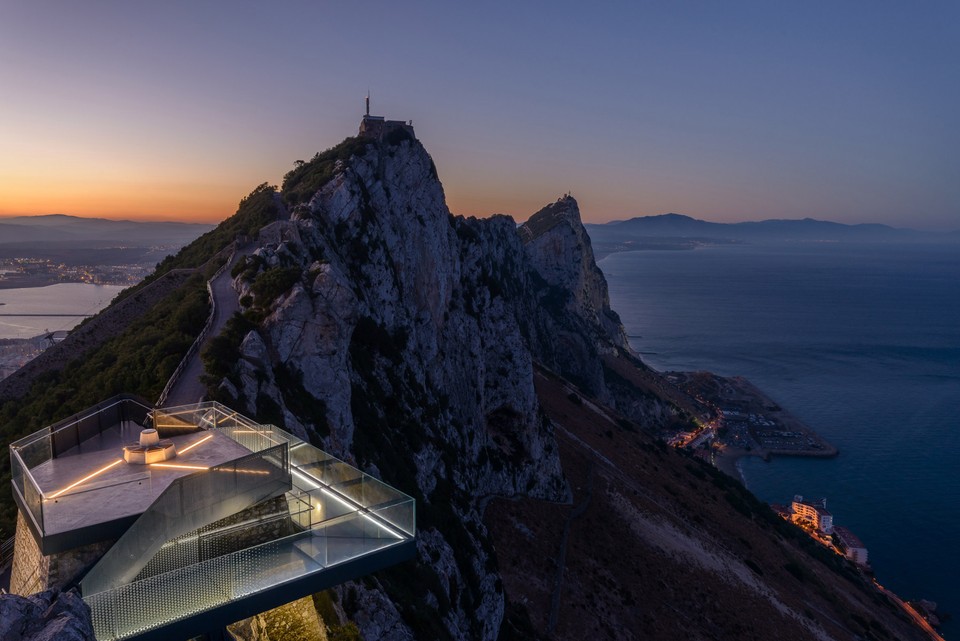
[2,210,957,234]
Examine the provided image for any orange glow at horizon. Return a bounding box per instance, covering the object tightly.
[0,180,237,224]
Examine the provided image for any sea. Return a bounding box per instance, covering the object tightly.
[0,283,125,340]
[599,241,960,635]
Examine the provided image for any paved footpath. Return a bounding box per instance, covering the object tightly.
[163,250,248,407]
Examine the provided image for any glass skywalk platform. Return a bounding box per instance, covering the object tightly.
[9,397,416,641]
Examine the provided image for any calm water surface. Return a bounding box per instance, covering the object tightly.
[0,283,124,339]
[600,242,960,633]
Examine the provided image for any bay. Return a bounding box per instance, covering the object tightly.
[0,283,125,339]
[599,242,960,634]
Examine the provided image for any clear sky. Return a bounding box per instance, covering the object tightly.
[1,1,958,229]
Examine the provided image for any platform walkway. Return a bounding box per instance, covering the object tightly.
[162,249,249,407]
[74,402,416,641]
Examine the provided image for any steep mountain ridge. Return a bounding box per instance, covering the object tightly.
[209,135,691,639]
[0,131,933,641]
[519,196,629,355]
[207,134,929,641]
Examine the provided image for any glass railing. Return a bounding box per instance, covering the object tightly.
[85,496,414,641]
[10,447,44,532]
[157,402,416,539]
[134,497,294,582]
[9,396,154,536]
[81,444,290,597]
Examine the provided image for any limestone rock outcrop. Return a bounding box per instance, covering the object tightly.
[519,195,629,352]
[0,589,95,641]
[215,134,681,641]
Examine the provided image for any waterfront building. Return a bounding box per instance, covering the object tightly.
[790,495,834,534]
[8,395,415,641]
[833,526,869,566]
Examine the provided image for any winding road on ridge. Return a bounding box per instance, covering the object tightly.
[162,250,248,407]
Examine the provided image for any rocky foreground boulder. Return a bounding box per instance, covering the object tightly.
[0,589,94,641]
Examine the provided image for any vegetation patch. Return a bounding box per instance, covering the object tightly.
[282,137,372,207]
[116,183,278,301]
[251,266,302,305]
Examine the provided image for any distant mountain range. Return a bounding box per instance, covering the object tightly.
[0,214,214,247]
[585,213,960,257]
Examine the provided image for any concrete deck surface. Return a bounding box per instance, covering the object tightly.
[29,428,252,536]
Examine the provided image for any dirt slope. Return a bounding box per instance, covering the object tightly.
[485,365,929,641]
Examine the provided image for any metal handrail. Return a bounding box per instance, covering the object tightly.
[9,396,153,450]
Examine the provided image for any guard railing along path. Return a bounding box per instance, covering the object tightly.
[157,244,243,407]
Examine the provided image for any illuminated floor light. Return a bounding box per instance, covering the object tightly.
[292,468,320,489]
[291,466,404,540]
[178,434,214,454]
[48,459,123,498]
[150,463,208,471]
[320,487,404,539]
[149,462,271,475]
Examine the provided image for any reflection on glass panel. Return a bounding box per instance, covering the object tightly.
[17,435,53,469]
[82,444,289,596]
[371,498,416,538]
[22,470,44,531]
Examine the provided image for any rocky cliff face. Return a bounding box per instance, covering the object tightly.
[0,589,95,641]
[518,195,629,354]
[216,134,676,640]
[208,133,929,641]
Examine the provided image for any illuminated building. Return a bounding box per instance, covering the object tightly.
[358,93,415,140]
[790,495,833,534]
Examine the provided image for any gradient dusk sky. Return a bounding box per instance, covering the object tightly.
[1,1,958,229]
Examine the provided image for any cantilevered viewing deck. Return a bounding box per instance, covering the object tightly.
[9,396,415,641]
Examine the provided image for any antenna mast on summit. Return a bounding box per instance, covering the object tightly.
[365,91,370,116]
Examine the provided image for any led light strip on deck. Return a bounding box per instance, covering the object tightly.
[149,463,208,471]
[48,432,233,498]
[291,468,404,539]
[48,459,123,498]
[178,434,213,454]
[150,462,271,475]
